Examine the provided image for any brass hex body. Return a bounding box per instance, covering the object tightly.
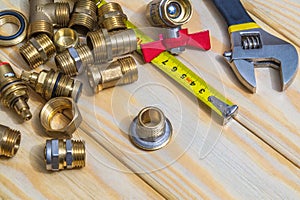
[0,124,21,158]
[86,29,137,64]
[28,0,70,38]
[21,69,83,102]
[45,139,85,171]
[0,62,32,121]
[19,34,56,69]
[55,45,94,76]
[87,56,138,93]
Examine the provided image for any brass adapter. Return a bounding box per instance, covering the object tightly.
[0,62,32,121]
[45,139,85,171]
[19,34,56,69]
[21,69,82,102]
[55,45,94,76]
[87,56,138,93]
[0,124,21,158]
[28,0,70,38]
[87,29,137,64]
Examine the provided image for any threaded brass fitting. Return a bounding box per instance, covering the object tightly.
[87,56,138,93]
[45,139,85,171]
[69,0,97,35]
[21,69,82,102]
[55,45,94,76]
[53,28,79,53]
[98,2,127,31]
[0,62,32,121]
[19,34,56,69]
[0,124,21,157]
[87,29,137,64]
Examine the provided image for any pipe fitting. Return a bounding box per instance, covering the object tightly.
[87,56,138,93]
[45,139,85,171]
[19,34,56,69]
[86,29,137,64]
[55,45,94,76]
[21,69,82,102]
[0,124,21,158]
[53,28,79,53]
[0,61,32,121]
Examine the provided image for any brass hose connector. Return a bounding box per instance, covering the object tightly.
[0,61,32,121]
[53,28,79,53]
[19,34,56,69]
[69,0,97,35]
[28,0,70,38]
[0,124,21,158]
[55,45,94,76]
[21,69,83,102]
[87,56,138,93]
[87,29,137,64]
[45,139,85,171]
[98,2,127,31]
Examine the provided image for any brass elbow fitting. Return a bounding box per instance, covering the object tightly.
[87,56,138,93]
[55,45,94,76]
[19,34,56,69]
[86,29,137,64]
[45,139,85,171]
[0,61,32,121]
[28,0,70,38]
[0,124,21,158]
[21,69,82,102]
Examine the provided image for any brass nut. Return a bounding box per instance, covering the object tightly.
[40,97,82,138]
[0,124,21,158]
[53,28,79,52]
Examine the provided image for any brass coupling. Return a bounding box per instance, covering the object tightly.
[87,56,138,93]
[87,29,137,63]
[0,61,32,121]
[98,2,127,31]
[21,69,83,102]
[0,124,21,158]
[55,45,94,76]
[19,34,56,69]
[45,139,85,171]
[53,28,79,53]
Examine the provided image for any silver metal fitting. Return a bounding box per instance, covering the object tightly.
[0,124,21,158]
[53,28,79,53]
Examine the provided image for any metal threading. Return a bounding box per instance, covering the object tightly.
[0,124,21,158]
[19,34,56,69]
[53,28,79,53]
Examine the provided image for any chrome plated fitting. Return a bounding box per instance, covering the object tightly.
[45,139,85,171]
[53,28,79,53]
[0,124,21,158]
[87,29,137,64]
[55,45,94,76]
[87,56,138,93]
[21,69,82,102]
[0,61,32,121]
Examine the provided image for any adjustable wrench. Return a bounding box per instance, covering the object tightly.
[212,0,298,92]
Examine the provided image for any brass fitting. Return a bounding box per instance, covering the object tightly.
[28,0,70,38]
[0,124,21,158]
[87,56,138,93]
[98,2,127,31]
[21,69,82,102]
[55,45,94,76]
[19,34,56,69]
[0,61,32,121]
[45,139,85,171]
[53,28,79,53]
[69,0,97,35]
[86,29,137,64]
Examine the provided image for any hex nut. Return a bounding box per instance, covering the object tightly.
[68,47,83,73]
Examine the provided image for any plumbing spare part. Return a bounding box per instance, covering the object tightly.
[28,0,70,38]
[0,124,21,158]
[97,2,127,31]
[55,44,94,76]
[21,69,82,102]
[129,106,172,150]
[87,56,138,93]
[40,97,82,138]
[212,0,298,92]
[87,29,137,64]
[19,33,56,69]
[53,28,79,53]
[0,10,27,46]
[45,139,85,171]
[0,61,32,121]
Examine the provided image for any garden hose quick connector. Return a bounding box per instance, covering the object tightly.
[53,28,79,53]
[0,61,32,121]
[0,124,21,158]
